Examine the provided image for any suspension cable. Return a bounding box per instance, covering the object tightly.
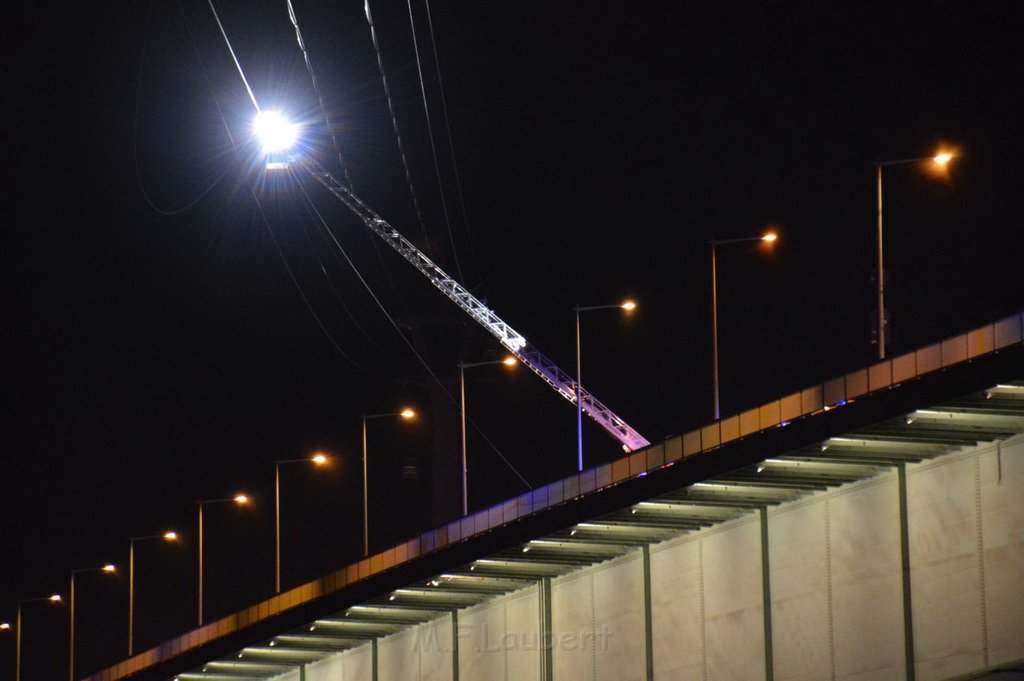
[285,0,354,189]
[423,0,478,282]
[363,0,431,247]
[252,190,363,369]
[133,0,236,216]
[406,0,464,284]
[206,0,260,112]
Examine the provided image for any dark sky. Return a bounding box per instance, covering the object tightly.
[3,1,1023,678]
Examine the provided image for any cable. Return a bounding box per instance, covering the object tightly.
[285,0,354,189]
[423,0,478,282]
[252,188,364,370]
[206,0,260,112]
[133,0,235,216]
[363,0,431,247]
[296,176,532,490]
[297,197,389,354]
[199,0,529,489]
[406,0,464,284]
[187,0,366,370]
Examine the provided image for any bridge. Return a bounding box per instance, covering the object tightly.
[84,312,1024,681]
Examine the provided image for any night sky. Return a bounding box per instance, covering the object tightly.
[3,1,1023,678]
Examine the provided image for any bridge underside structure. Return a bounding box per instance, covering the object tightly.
[86,314,1024,681]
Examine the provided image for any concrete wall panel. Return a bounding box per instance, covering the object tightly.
[593,553,645,681]
[459,597,505,681]
[306,643,373,681]
[551,569,594,679]
[829,474,904,681]
[980,437,1024,667]
[505,586,541,681]
[457,585,539,681]
[769,497,830,681]
[421,617,453,681]
[651,533,704,681]
[703,517,765,681]
[909,452,985,680]
[379,628,420,681]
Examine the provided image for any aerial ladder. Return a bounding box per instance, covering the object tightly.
[288,155,651,453]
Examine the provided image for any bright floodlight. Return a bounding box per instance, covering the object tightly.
[253,111,298,153]
[933,152,953,165]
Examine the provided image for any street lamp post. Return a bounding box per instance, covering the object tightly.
[709,232,778,420]
[458,357,517,516]
[127,531,177,657]
[874,152,954,359]
[197,495,248,626]
[69,565,115,681]
[10,594,61,681]
[361,409,416,556]
[574,301,637,471]
[274,453,328,593]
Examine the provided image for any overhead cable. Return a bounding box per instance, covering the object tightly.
[285,0,355,189]
[406,0,464,284]
[364,0,432,247]
[423,0,479,283]
[253,188,364,370]
[207,0,261,112]
[133,0,235,216]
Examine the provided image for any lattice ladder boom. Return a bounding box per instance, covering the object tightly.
[295,156,650,452]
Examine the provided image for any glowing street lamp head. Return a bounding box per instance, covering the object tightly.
[400,408,416,420]
[49,594,62,603]
[761,231,778,243]
[502,356,518,366]
[621,300,637,311]
[233,494,250,505]
[163,531,178,541]
[311,453,328,466]
[102,564,117,573]
[1,623,11,631]
[933,152,953,165]
[253,111,298,153]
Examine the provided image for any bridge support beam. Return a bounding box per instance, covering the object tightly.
[898,464,916,681]
[761,506,774,681]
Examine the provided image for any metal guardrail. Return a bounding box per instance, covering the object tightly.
[84,312,1024,681]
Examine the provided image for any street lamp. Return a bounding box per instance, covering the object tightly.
[127,531,178,656]
[709,231,778,420]
[361,409,416,556]
[69,565,116,681]
[574,301,637,470]
[196,494,249,626]
[274,453,329,593]
[874,151,955,359]
[458,356,517,516]
[10,594,61,681]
